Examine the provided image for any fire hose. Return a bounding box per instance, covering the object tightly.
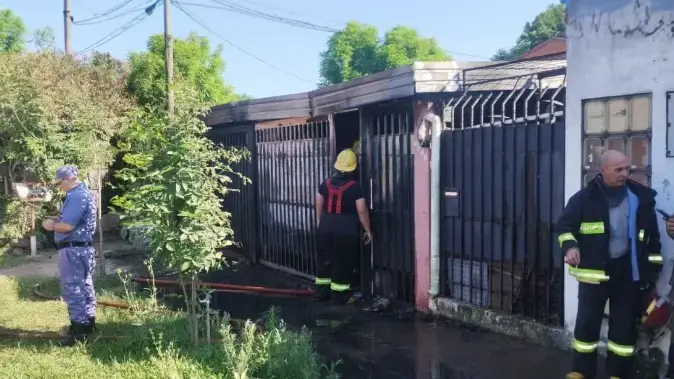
[0,278,312,341]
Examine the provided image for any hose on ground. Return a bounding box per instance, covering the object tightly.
[132,277,315,297]
[0,283,266,341]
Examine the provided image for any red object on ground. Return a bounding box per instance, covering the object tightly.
[131,277,315,297]
[642,292,673,330]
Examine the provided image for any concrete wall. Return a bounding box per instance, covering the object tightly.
[413,101,433,312]
[565,0,674,334]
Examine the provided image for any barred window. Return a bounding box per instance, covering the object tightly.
[582,94,652,186]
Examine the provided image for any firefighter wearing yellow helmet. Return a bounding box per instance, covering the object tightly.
[314,148,371,303]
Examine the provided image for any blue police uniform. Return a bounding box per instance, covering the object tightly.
[54,166,97,335]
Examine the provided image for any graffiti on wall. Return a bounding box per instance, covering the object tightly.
[567,0,674,39]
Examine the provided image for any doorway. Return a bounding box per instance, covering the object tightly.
[332,110,362,289]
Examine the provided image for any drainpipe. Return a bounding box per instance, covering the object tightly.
[426,112,443,298]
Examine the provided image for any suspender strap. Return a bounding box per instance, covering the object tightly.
[325,180,356,214]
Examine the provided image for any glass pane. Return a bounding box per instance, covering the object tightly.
[584,100,605,134]
[606,136,626,153]
[630,96,651,131]
[583,138,604,170]
[607,98,629,133]
[630,172,650,186]
[629,136,650,169]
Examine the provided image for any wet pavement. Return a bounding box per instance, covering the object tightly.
[200,285,574,379]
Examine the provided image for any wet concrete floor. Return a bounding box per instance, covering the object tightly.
[203,289,573,379]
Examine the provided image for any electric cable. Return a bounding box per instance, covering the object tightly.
[73,1,155,26]
[72,0,137,25]
[173,2,315,84]
[75,2,159,55]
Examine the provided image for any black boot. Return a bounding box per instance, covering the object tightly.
[88,317,96,332]
[58,322,92,347]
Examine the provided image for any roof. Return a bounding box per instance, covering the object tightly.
[207,56,566,126]
[519,38,567,60]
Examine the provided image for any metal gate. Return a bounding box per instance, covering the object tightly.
[361,104,416,303]
[255,119,331,279]
[208,124,258,262]
[439,84,566,326]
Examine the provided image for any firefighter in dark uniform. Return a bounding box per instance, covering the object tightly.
[558,150,662,379]
[314,148,372,303]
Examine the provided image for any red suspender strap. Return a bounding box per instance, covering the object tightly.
[326,180,356,214]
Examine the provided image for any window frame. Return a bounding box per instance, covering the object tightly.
[580,93,653,187]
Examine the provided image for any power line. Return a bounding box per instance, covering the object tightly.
[177,1,339,33]
[72,0,137,24]
[173,2,315,84]
[179,1,490,60]
[235,0,344,28]
[75,4,157,55]
[73,1,155,25]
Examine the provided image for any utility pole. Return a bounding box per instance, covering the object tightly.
[163,0,174,113]
[64,0,72,54]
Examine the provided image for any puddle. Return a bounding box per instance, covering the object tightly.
[146,285,572,379]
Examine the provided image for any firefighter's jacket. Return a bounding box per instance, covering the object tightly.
[557,177,662,285]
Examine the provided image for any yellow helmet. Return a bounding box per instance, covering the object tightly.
[334,149,357,173]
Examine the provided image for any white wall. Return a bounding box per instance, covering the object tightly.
[565,0,674,334]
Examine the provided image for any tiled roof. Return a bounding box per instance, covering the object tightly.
[519,38,567,59]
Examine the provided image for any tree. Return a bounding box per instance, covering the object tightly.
[319,22,450,86]
[0,9,27,53]
[0,51,133,246]
[492,3,566,61]
[111,89,248,343]
[127,33,241,108]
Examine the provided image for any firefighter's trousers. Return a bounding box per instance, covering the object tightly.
[572,254,641,378]
[315,232,359,302]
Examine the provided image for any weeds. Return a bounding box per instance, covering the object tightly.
[0,273,340,379]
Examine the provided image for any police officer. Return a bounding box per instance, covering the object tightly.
[42,165,98,346]
[315,148,372,303]
[558,150,662,379]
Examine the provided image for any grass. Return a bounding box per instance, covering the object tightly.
[0,274,340,379]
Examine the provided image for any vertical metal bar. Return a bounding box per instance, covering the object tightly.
[299,125,308,277]
[290,124,298,274]
[309,122,317,276]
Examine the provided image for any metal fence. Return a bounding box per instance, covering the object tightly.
[209,124,258,262]
[361,104,416,303]
[255,120,332,279]
[439,83,566,326]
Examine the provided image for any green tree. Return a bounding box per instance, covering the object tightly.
[319,21,450,86]
[492,3,566,61]
[111,89,248,343]
[0,9,27,53]
[127,32,240,108]
[0,51,133,247]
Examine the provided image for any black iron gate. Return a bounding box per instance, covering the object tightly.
[255,119,331,279]
[361,104,416,304]
[208,124,258,262]
[439,85,566,326]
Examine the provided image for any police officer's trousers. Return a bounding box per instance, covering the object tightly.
[59,246,97,324]
[572,255,641,378]
[315,232,359,302]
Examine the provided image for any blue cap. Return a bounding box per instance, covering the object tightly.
[55,165,79,182]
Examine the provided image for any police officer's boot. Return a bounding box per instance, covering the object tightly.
[88,316,96,332]
[58,322,91,347]
[565,372,584,379]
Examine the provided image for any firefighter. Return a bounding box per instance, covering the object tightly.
[558,150,662,379]
[314,148,372,303]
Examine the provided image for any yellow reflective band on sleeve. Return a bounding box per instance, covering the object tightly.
[572,339,599,353]
[568,267,609,283]
[639,229,645,241]
[315,277,331,286]
[648,255,663,264]
[330,282,350,292]
[607,341,635,357]
[558,233,577,247]
[579,222,605,234]
[641,300,657,323]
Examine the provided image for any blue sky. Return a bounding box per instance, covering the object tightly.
[5,0,559,99]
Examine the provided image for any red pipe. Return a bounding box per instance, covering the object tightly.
[132,277,315,297]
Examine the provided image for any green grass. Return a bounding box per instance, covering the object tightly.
[0,275,340,379]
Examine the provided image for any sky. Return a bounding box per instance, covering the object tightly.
[4,0,559,99]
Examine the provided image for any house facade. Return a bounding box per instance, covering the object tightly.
[564,0,674,338]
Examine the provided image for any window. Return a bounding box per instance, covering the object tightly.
[582,94,652,186]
